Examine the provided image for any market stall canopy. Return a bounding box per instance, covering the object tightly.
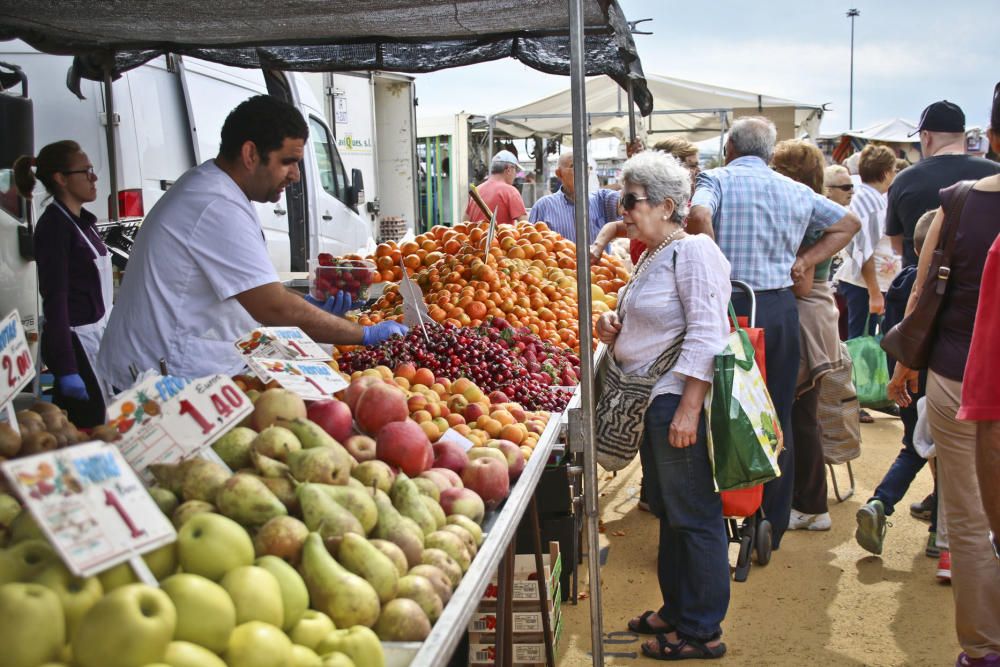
[821,118,918,143]
[0,0,651,114]
[491,73,824,141]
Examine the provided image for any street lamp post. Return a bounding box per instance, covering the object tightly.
[847,8,860,130]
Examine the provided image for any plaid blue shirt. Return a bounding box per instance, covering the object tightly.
[529,188,620,244]
[690,156,847,291]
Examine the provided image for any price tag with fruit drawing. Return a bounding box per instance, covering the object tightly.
[245,358,348,401]
[105,374,252,479]
[235,326,332,362]
[1,441,176,577]
[0,310,35,426]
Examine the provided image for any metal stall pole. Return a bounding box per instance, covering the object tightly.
[103,65,119,221]
[626,79,637,143]
[568,0,605,664]
[717,111,728,166]
[487,115,495,158]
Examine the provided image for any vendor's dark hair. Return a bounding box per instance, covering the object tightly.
[12,140,82,200]
[219,95,308,162]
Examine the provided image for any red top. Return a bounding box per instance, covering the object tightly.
[958,234,1000,421]
[465,178,527,224]
[629,239,646,265]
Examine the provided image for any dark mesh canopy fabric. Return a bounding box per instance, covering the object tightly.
[0,0,651,113]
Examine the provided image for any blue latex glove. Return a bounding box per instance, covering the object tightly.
[305,291,353,316]
[362,321,409,346]
[58,373,89,401]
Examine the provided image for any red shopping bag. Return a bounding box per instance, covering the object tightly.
[734,316,767,383]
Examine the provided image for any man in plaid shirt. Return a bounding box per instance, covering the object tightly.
[688,117,860,549]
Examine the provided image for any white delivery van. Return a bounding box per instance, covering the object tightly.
[0,41,373,271]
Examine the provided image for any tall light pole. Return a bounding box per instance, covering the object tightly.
[847,8,860,130]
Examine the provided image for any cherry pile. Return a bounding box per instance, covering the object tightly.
[339,323,573,412]
[478,317,581,387]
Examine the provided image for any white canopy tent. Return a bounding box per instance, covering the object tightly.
[821,117,918,143]
[490,73,825,143]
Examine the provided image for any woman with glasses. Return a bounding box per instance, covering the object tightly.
[597,151,732,661]
[13,141,112,426]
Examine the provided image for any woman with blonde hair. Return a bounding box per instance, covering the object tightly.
[13,141,112,426]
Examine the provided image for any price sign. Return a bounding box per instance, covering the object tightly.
[246,358,348,401]
[1,442,176,577]
[105,374,252,477]
[235,327,332,362]
[399,261,431,332]
[0,310,35,411]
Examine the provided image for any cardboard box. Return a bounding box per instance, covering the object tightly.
[469,584,561,634]
[468,617,563,665]
[481,542,561,604]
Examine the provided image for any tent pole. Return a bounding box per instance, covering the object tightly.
[104,65,119,221]
[569,0,604,664]
[488,115,495,159]
[717,111,727,166]
[626,79,636,142]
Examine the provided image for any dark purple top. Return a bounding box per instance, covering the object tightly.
[929,183,1000,382]
[34,200,108,377]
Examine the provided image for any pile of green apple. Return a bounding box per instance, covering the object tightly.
[0,387,488,666]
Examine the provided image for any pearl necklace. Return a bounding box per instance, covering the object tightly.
[618,226,685,315]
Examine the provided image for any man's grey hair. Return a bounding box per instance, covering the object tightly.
[622,151,690,224]
[824,164,850,185]
[490,161,511,175]
[728,117,777,162]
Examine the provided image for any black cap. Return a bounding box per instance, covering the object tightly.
[909,100,965,136]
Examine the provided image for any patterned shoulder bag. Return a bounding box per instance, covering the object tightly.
[595,242,685,471]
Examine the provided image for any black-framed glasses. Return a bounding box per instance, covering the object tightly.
[828,184,854,192]
[620,192,650,211]
[62,167,96,178]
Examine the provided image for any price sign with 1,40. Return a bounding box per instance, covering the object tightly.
[105,374,252,479]
[0,310,35,419]
[1,441,176,577]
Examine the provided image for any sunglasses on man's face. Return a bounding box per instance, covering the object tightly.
[620,192,650,211]
[828,184,854,192]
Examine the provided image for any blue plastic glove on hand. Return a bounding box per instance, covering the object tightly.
[58,373,89,401]
[305,291,353,316]
[362,321,409,346]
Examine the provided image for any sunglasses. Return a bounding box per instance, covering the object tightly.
[828,184,854,192]
[62,167,96,178]
[620,192,650,211]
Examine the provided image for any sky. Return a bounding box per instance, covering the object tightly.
[411,0,1000,136]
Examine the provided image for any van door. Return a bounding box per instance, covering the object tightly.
[175,57,292,272]
[264,70,308,272]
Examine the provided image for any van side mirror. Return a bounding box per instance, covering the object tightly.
[351,168,365,208]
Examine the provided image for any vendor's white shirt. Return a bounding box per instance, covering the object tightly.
[97,160,278,389]
[614,235,732,399]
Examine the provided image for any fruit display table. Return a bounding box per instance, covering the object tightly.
[383,411,562,666]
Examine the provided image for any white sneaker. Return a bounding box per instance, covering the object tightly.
[788,510,832,531]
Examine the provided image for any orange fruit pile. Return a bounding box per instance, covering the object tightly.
[358,222,629,352]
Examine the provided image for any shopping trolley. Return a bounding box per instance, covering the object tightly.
[722,280,773,582]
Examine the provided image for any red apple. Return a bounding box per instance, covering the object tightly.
[376,419,432,477]
[432,441,470,475]
[462,402,487,423]
[355,382,409,435]
[307,399,354,443]
[440,487,486,523]
[460,458,509,511]
[490,439,525,481]
[488,390,510,405]
[428,467,463,488]
[345,376,381,413]
[344,434,376,462]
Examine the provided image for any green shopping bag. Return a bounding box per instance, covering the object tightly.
[845,315,893,409]
[704,307,783,491]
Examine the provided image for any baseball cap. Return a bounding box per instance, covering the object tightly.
[908,100,965,136]
[491,150,519,167]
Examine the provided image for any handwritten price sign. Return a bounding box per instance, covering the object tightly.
[235,327,332,362]
[1,442,176,577]
[0,310,34,410]
[105,374,252,478]
[246,358,348,401]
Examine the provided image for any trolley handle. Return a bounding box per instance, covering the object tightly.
[730,280,757,328]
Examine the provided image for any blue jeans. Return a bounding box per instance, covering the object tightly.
[639,393,730,641]
[837,281,879,340]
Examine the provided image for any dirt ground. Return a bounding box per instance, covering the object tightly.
[557,413,958,667]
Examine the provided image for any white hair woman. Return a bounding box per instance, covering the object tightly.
[596,151,732,660]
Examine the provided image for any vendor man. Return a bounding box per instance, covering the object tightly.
[97,96,405,388]
[529,151,619,244]
[462,150,529,224]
